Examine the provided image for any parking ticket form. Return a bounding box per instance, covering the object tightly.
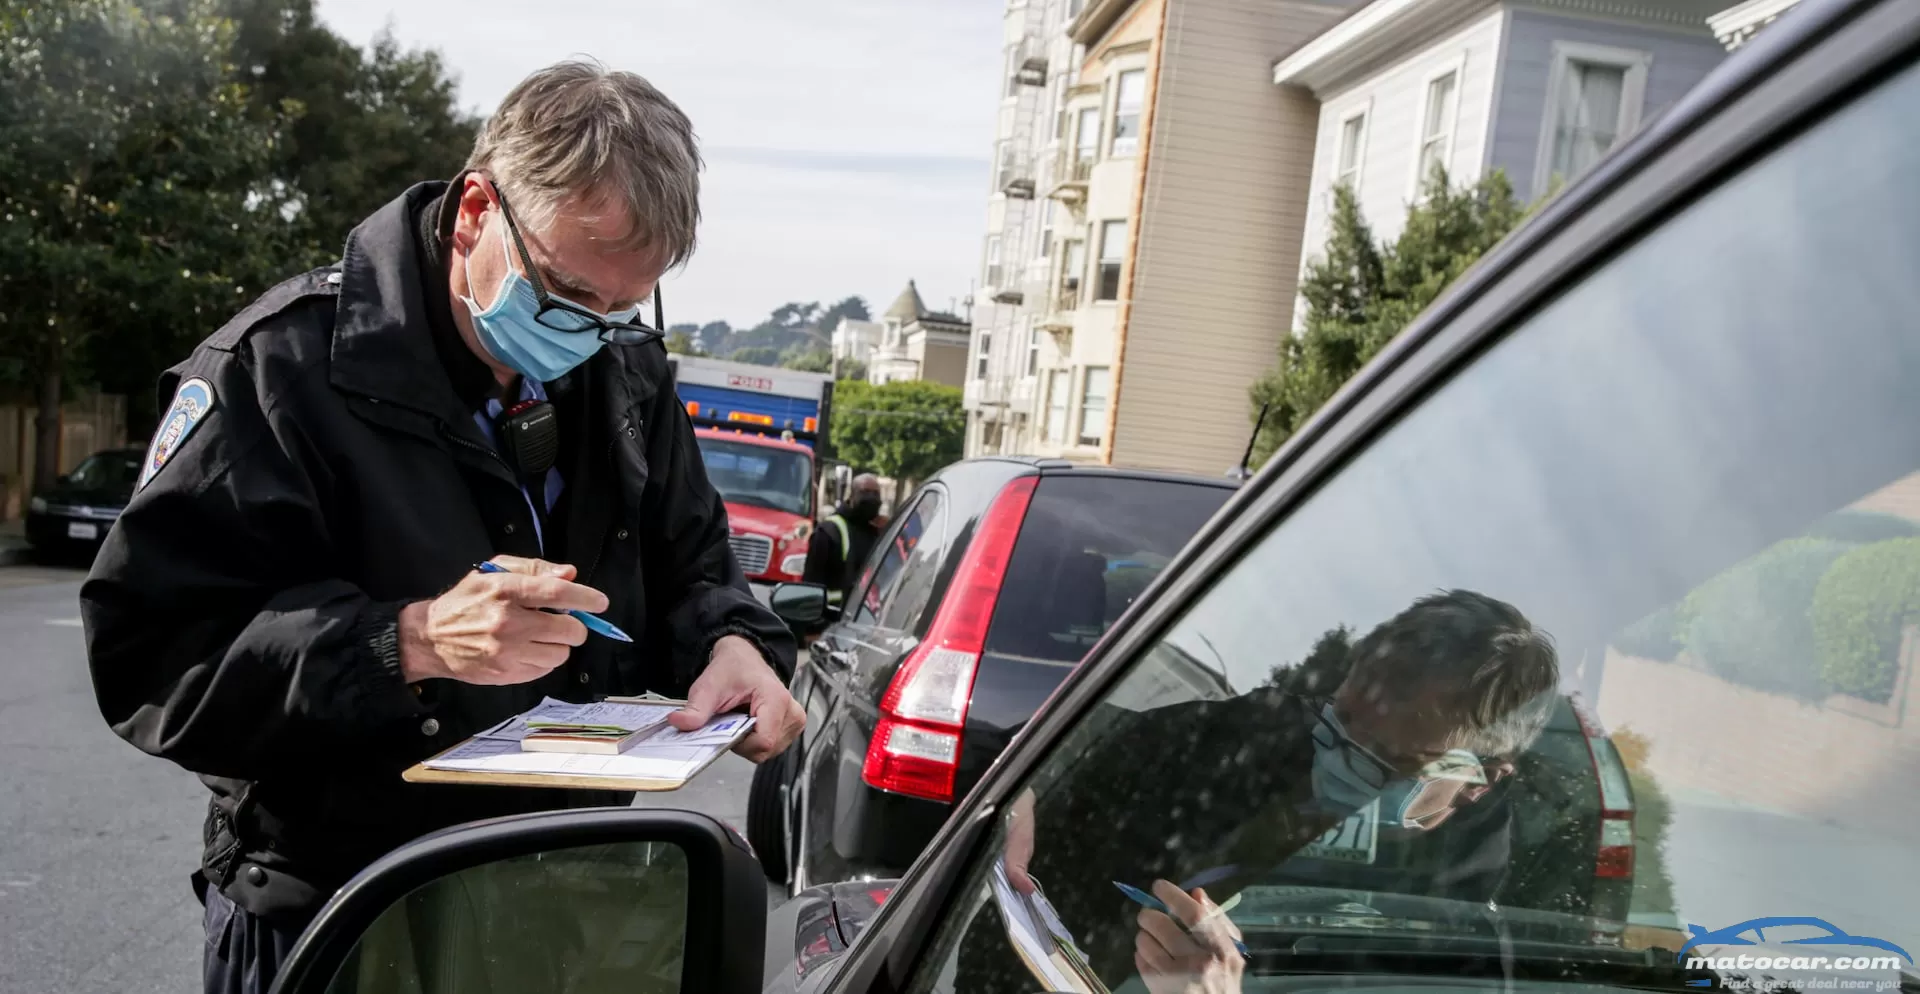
[404,697,756,791]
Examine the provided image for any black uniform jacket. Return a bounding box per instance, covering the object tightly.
[79,182,796,922]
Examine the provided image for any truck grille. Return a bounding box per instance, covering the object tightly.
[729,533,774,575]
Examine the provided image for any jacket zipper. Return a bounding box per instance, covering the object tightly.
[579,415,634,586]
[438,422,515,478]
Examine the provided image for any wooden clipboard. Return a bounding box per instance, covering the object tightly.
[401,696,747,792]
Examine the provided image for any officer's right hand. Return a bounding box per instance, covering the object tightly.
[397,555,609,685]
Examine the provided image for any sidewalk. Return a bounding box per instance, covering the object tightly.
[0,518,30,567]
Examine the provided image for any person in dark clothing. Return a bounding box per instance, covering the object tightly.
[964,590,1560,993]
[801,472,884,609]
[80,61,805,994]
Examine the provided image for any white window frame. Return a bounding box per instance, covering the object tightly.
[984,234,1004,289]
[1044,369,1071,443]
[1332,99,1372,195]
[1094,219,1127,303]
[1408,55,1466,199]
[1026,319,1041,378]
[1532,41,1652,196]
[1076,366,1110,448]
[1109,67,1147,158]
[1073,104,1102,165]
[976,331,992,381]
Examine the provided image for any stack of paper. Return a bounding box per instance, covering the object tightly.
[414,698,755,789]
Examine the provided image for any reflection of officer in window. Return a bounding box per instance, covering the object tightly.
[802,473,883,609]
[973,590,1560,991]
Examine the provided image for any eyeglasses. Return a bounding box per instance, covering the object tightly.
[1310,703,1396,790]
[493,188,666,346]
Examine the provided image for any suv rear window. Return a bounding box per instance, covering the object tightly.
[984,475,1230,663]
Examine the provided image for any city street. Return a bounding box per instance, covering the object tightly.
[0,565,766,994]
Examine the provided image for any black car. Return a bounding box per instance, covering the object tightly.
[25,447,143,562]
[753,457,1238,889]
[251,3,1920,992]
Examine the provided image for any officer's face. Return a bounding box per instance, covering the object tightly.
[452,176,672,329]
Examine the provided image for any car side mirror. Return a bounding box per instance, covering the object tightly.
[769,582,834,629]
[269,809,765,994]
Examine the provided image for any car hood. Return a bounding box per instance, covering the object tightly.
[36,485,129,510]
[724,500,806,537]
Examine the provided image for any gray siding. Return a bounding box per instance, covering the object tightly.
[1488,8,1725,201]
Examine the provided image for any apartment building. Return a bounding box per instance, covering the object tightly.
[1276,0,1726,325]
[964,0,1360,474]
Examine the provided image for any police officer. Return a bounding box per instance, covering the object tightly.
[801,472,885,610]
[80,61,805,994]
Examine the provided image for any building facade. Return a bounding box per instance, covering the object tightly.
[965,0,1358,474]
[869,281,971,388]
[1276,0,1727,327]
[830,316,884,373]
[1709,0,1806,49]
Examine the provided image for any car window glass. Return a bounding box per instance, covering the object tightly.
[322,841,686,994]
[908,56,1920,994]
[67,452,141,491]
[881,490,952,633]
[853,491,942,626]
[985,476,1232,663]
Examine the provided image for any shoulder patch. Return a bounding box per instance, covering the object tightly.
[139,377,216,490]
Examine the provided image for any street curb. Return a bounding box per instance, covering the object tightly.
[0,546,31,568]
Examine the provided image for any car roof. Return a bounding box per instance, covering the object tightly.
[947,455,1239,491]
[692,427,814,455]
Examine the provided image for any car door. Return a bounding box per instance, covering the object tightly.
[804,6,1920,993]
[795,487,955,888]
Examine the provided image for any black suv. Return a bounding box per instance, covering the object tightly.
[753,457,1237,889]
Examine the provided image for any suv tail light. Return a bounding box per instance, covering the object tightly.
[862,476,1037,803]
[1573,701,1635,879]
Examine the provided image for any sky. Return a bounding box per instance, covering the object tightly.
[313,0,1002,329]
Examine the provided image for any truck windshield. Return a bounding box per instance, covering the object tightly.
[695,436,813,517]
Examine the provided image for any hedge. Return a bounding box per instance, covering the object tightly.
[1681,538,1852,700]
[1804,509,1920,545]
[1810,537,1920,702]
[1613,604,1683,661]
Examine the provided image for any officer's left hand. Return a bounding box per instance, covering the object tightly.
[669,635,804,762]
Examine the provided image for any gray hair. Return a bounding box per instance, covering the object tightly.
[466,60,702,267]
[1344,590,1561,758]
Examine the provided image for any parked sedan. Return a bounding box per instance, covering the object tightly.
[752,457,1238,888]
[25,447,143,562]
[257,4,1920,992]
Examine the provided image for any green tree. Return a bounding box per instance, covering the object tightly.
[0,0,301,491]
[664,328,706,356]
[835,356,868,383]
[727,346,781,367]
[829,380,964,501]
[780,344,832,373]
[1249,167,1525,465]
[220,0,477,253]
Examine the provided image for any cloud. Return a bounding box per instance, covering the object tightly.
[704,147,990,182]
[314,0,1000,325]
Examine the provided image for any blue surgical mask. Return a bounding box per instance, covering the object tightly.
[1377,749,1487,828]
[1309,704,1394,813]
[459,218,640,382]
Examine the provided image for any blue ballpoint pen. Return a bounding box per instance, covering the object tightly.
[472,561,633,643]
[1113,881,1251,959]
